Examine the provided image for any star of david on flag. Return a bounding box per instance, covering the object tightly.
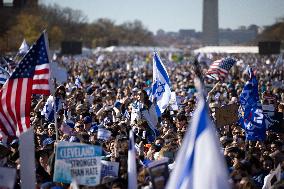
[151,52,171,115]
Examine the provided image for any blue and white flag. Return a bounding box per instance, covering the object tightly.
[151,52,171,115]
[75,76,82,88]
[42,95,63,122]
[239,67,266,141]
[275,54,283,67]
[0,67,10,85]
[166,79,230,189]
[128,130,137,189]
[18,39,29,55]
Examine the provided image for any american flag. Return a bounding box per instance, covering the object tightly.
[206,57,236,80]
[0,32,50,136]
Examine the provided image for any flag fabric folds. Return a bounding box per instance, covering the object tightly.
[128,129,137,189]
[42,95,63,122]
[0,67,10,85]
[165,80,230,189]
[75,76,82,88]
[0,32,50,136]
[206,57,236,80]
[151,52,171,115]
[275,54,283,67]
[239,67,266,141]
[18,39,29,55]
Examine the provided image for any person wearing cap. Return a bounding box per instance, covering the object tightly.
[74,122,84,133]
[41,137,55,157]
[83,116,98,133]
[47,123,56,140]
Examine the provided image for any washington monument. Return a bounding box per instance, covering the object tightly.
[202,0,219,45]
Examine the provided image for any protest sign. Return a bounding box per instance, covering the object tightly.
[262,104,275,117]
[50,62,68,84]
[169,92,178,111]
[0,167,16,189]
[100,160,119,181]
[262,164,281,189]
[54,142,102,186]
[147,158,169,189]
[97,128,112,141]
[215,103,238,127]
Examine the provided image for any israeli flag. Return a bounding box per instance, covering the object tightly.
[75,76,82,88]
[42,95,63,122]
[0,67,10,85]
[276,54,283,67]
[128,130,137,189]
[152,52,171,115]
[18,39,29,55]
[166,80,230,189]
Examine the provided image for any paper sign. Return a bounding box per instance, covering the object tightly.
[215,104,238,127]
[100,160,119,180]
[0,167,16,189]
[262,164,281,189]
[54,142,102,186]
[147,158,169,189]
[262,104,275,117]
[97,128,112,141]
[169,92,178,111]
[50,62,68,84]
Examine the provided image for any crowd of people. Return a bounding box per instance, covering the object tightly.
[0,50,284,189]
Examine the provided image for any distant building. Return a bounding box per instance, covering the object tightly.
[219,25,259,45]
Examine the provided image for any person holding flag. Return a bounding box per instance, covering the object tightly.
[239,67,266,141]
[0,31,51,189]
[206,57,236,81]
[151,51,172,116]
[166,78,230,189]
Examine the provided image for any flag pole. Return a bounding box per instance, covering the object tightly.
[193,57,207,98]
[19,128,36,189]
[52,78,59,142]
[53,97,59,142]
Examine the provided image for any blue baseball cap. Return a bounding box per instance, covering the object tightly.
[83,116,92,124]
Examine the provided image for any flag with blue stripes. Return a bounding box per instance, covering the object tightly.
[151,52,171,115]
[128,130,137,189]
[239,67,266,141]
[42,95,63,122]
[75,76,82,88]
[166,81,229,189]
[275,54,283,67]
[0,67,10,85]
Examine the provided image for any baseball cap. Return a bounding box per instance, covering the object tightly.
[83,116,92,124]
[48,123,55,129]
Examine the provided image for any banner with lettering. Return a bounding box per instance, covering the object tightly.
[53,141,102,186]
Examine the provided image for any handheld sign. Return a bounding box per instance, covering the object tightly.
[0,167,16,189]
[100,160,119,181]
[53,142,102,186]
[215,103,238,127]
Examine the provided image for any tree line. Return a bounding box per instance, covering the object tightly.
[0,4,155,52]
